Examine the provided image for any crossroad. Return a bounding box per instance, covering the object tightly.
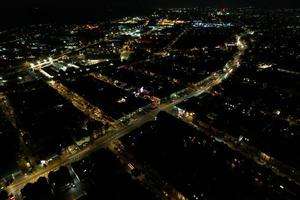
[6,31,249,198]
[3,17,299,199]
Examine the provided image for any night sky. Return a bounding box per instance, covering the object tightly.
[0,0,299,29]
[2,0,300,8]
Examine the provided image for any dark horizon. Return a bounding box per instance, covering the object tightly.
[0,1,299,30]
[2,0,300,8]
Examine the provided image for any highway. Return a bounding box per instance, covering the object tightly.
[6,31,248,197]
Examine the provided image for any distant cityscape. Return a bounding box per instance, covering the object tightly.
[0,7,299,200]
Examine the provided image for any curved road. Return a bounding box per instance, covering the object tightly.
[6,32,248,197]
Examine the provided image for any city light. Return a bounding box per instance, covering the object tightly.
[0,6,299,200]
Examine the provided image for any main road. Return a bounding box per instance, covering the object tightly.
[6,31,248,196]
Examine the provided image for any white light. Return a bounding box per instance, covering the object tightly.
[276,110,281,115]
[279,185,284,189]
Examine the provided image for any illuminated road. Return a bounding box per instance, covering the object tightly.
[163,27,188,50]
[6,32,247,197]
[108,141,187,200]
[166,107,300,188]
[47,80,114,125]
[0,94,37,166]
[29,23,157,72]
